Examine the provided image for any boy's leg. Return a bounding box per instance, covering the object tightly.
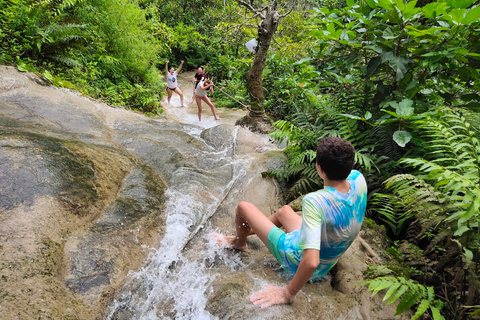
[247,205,302,236]
[232,201,276,249]
[269,205,302,233]
[216,203,301,251]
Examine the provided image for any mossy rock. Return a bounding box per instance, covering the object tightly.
[235,112,273,134]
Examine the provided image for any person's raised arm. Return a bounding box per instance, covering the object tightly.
[165,60,169,74]
[200,82,211,91]
[177,60,184,73]
[250,249,319,308]
[209,81,214,94]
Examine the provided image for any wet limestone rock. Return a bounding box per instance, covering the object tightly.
[0,66,168,319]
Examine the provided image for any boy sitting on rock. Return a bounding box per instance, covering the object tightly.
[215,137,368,308]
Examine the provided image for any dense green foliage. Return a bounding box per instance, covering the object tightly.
[1,0,479,318]
[263,1,480,319]
[0,0,234,113]
[1,0,169,113]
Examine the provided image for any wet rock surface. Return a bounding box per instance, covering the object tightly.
[0,66,168,319]
[1,66,410,320]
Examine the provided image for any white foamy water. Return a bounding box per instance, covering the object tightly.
[106,154,237,319]
[106,133,254,318]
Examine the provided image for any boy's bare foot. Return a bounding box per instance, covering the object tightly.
[214,116,220,120]
[213,233,248,252]
[182,104,187,108]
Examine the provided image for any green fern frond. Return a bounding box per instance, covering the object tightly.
[355,150,377,172]
[271,118,318,149]
[271,120,295,144]
[287,176,322,200]
[372,124,404,161]
[424,228,453,255]
[49,55,82,67]
[31,0,83,16]
[261,169,288,181]
[413,110,480,173]
[361,277,445,319]
[378,174,448,238]
[97,54,122,67]
[371,193,416,236]
[289,150,316,167]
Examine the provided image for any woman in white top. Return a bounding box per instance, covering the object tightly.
[165,60,187,108]
[195,79,220,121]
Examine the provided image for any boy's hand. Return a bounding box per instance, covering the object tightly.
[250,285,294,308]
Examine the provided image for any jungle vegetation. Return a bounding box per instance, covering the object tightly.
[1,0,479,319]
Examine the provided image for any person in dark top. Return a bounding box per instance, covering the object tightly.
[190,67,206,103]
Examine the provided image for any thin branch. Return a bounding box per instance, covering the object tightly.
[237,0,258,13]
[227,22,258,32]
[234,10,261,22]
[279,6,294,18]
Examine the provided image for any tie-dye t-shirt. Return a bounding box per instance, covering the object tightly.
[279,170,367,281]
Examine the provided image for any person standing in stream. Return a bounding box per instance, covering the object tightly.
[165,60,187,108]
[190,67,207,104]
[195,79,220,121]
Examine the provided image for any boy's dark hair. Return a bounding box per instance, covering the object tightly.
[316,137,355,180]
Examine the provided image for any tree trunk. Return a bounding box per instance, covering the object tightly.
[236,1,282,133]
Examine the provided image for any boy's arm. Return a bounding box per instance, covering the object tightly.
[177,60,184,73]
[165,60,169,74]
[250,248,319,308]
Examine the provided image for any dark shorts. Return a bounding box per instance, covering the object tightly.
[267,226,286,266]
[167,87,176,91]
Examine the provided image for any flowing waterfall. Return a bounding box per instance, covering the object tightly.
[106,101,280,319]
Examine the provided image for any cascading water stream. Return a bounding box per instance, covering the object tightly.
[105,96,280,319]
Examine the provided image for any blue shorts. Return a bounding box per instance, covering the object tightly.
[267,226,286,266]
[268,228,332,280]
